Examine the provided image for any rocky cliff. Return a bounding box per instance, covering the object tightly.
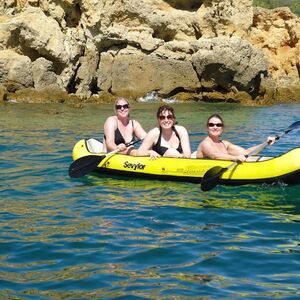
[0,0,299,104]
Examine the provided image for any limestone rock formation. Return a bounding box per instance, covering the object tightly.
[249,7,300,102]
[196,0,254,38]
[0,49,33,91]
[0,0,299,104]
[192,37,268,95]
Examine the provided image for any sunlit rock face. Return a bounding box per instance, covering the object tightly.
[0,0,299,104]
[249,7,300,102]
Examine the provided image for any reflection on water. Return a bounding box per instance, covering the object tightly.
[80,175,300,215]
[1,102,300,298]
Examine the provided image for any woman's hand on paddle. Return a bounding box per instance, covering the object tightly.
[267,136,276,145]
[117,143,127,152]
[235,154,247,162]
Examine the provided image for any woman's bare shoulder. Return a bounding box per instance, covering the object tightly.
[105,115,117,124]
[174,124,188,133]
[199,136,209,145]
[132,119,141,125]
[148,127,159,135]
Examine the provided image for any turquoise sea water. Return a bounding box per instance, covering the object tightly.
[1,102,300,299]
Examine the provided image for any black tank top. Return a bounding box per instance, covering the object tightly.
[152,127,183,156]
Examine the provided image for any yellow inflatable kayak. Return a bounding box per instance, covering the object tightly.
[70,138,300,186]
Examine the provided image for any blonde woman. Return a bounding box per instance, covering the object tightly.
[103,97,146,155]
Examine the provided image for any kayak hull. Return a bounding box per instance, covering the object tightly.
[72,139,300,186]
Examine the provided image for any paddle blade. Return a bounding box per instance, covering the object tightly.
[285,121,300,134]
[201,166,227,191]
[69,155,105,178]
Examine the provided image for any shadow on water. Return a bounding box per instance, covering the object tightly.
[76,174,300,216]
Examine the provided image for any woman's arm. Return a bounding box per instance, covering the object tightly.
[133,120,147,140]
[135,128,160,159]
[196,142,204,158]
[245,136,276,154]
[227,141,248,156]
[228,136,276,157]
[177,125,191,158]
[202,139,246,161]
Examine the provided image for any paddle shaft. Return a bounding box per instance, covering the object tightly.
[219,140,269,173]
[106,138,142,154]
[96,138,141,163]
[218,121,299,172]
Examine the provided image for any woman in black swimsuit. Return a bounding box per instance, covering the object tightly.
[136,105,191,159]
[195,114,275,161]
[103,97,146,154]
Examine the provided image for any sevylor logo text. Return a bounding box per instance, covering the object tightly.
[123,161,146,170]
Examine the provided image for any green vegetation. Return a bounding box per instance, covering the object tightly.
[291,1,300,15]
[253,0,300,15]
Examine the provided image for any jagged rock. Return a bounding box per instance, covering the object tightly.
[88,91,116,104]
[0,84,7,101]
[0,0,299,103]
[275,84,300,103]
[97,52,114,93]
[192,37,268,96]
[98,49,201,98]
[74,42,99,98]
[173,91,203,102]
[15,7,69,64]
[0,0,16,15]
[0,15,14,50]
[202,90,253,104]
[5,87,80,103]
[0,49,33,91]
[196,0,253,38]
[82,0,201,43]
[154,41,198,60]
[32,57,59,90]
[249,7,300,92]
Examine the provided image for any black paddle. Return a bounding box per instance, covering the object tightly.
[69,139,142,178]
[201,120,300,192]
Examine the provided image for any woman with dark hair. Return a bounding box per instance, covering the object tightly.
[103,97,146,155]
[196,114,275,161]
[136,105,191,159]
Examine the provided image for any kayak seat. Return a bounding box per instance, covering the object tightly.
[86,138,103,153]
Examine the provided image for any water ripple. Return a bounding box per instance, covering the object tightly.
[1,103,300,298]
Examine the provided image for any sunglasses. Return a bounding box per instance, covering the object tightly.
[208,123,223,127]
[159,115,174,120]
[115,104,129,110]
